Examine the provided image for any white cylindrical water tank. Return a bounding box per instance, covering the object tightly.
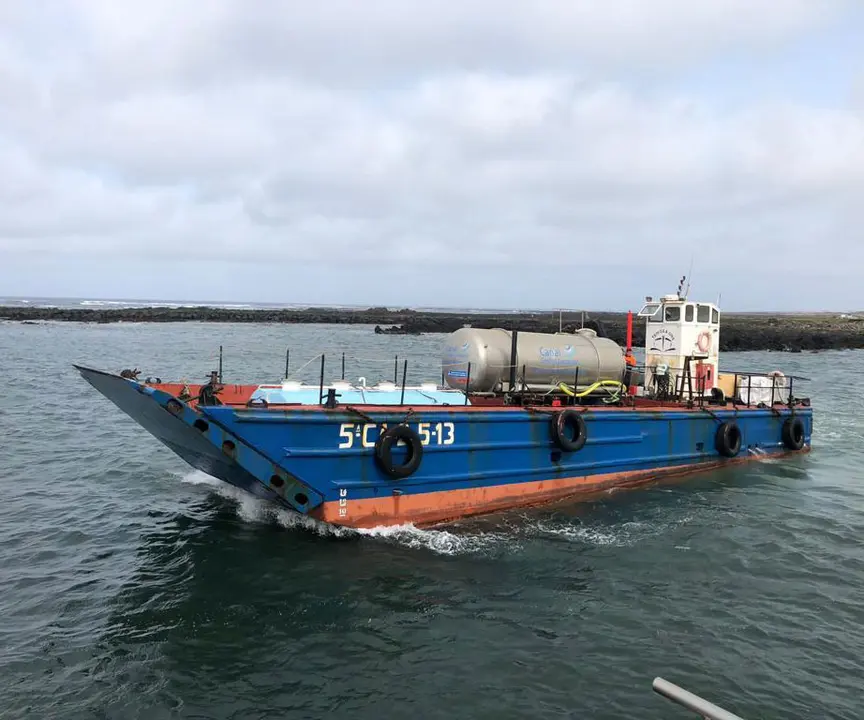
[441,327,626,392]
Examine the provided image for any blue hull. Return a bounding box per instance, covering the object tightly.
[75,366,812,528]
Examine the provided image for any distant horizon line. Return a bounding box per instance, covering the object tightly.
[0,294,859,315]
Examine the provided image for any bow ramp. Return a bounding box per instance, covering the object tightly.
[73,365,322,513]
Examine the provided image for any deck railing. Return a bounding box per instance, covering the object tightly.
[640,362,809,409]
[208,346,808,409]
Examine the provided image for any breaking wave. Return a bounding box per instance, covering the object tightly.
[176,470,694,557]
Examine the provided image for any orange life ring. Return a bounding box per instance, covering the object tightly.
[696,331,711,353]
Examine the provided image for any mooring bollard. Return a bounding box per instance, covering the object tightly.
[652,677,746,720]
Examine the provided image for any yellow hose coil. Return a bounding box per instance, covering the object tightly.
[557,380,626,398]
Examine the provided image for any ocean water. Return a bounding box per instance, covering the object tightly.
[0,320,861,719]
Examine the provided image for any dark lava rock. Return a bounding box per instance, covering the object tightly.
[2,305,863,352]
[374,324,421,335]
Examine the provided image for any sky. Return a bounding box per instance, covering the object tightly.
[1,1,863,311]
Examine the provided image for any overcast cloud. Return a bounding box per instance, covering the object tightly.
[1,1,863,310]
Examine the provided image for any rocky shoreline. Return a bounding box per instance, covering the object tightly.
[2,305,863,352]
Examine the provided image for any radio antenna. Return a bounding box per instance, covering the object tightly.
[683,255,694,299]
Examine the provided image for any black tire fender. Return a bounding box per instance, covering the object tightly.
[781,417,805,451]
[550,409,588,452]
[374,423,424,479]
[715,421,742,458]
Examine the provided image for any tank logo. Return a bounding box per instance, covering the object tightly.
[444,342,470,355]
[649,329,676,352]
[538,346,579,367]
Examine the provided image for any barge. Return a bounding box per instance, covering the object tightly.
[75,288,812,528]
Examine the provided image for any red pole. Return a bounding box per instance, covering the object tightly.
[625,310,636,396]
[626,310,633,353]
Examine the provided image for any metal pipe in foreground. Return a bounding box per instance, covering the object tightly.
[652,677,745,720]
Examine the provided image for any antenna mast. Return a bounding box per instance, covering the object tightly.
[684,255,694,299]
[675,257,695,300]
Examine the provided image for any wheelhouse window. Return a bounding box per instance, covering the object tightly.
[697,304,710,323]
[664,305,681,322]
[711,308,719,324]
[685,304,694,322]
[638,302,662,322]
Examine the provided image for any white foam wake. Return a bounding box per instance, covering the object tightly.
[175,470,511,555]
[174,471,677,556]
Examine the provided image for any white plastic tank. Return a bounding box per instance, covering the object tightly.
[441,327,626,392]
